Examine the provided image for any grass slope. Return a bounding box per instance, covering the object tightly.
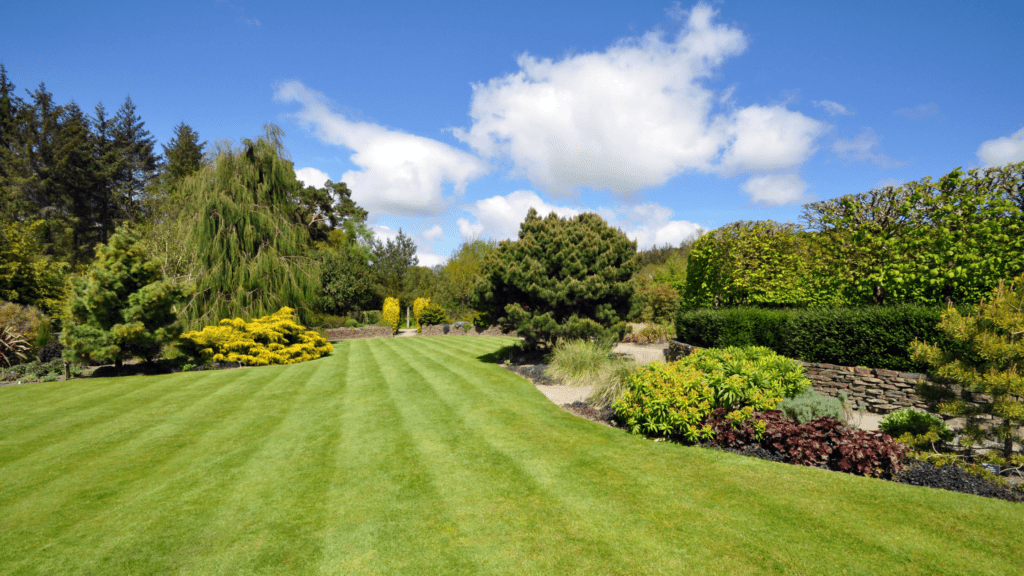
[0,337,1019,575]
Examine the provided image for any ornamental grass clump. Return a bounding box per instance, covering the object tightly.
[544,339,637,407]
[177,307,332,366]
[614,346,809,442]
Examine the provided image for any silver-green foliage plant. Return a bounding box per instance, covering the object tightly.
[777,388,845,424]
[62,227,188,369]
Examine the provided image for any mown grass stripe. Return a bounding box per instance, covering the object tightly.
[0,337,1021,575]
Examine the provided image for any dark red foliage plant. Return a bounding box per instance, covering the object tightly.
[707,409,906,478]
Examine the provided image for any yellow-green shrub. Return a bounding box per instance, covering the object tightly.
[413,297,430,333]
[0,301,50,349]
[614,346,809,442]
[382,297,400,335]
[177,307,332,366]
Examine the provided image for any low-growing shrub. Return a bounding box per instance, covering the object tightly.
[708,409,906,478]
[777,388,845,424]
[36,338,64,363]
[879,408,955,449]
[614,346,810,441]
[177,307,333,366]
[1,358,77,382]
[615,361,719,441]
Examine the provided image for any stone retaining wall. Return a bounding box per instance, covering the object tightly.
[325,326,393,341]
[665,340,935,415]
[419,324,518,338]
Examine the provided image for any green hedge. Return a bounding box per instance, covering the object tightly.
[675,304,968,372]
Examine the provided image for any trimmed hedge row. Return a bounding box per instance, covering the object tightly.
[675,304,968,372]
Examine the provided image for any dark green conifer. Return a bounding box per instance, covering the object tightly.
[473,209,638,348]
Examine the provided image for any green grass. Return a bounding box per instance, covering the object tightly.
[0,336,1020,575]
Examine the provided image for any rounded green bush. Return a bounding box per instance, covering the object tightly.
[879,408,954,442]
[777,388,845,424]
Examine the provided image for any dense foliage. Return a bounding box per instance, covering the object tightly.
[381,297,400,335]
[707,409,906,478]
[177,127,320,327]
[177,307,331,366]
[614,346,809,441]
[676,304,963,372]
[910,276,1024,457]
[473,208,638,349]
[776,388,845,424]
[61,228,187,368]
[683,164,1024,309]
[878,408,954,444]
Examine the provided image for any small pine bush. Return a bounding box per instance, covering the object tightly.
[879,408,954,443]
[177,307,333,366]
[777,388,845,424]
[381,297,401,335]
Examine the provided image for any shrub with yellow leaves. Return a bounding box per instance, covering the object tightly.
[382,297,400,335]
[177,307,332,366]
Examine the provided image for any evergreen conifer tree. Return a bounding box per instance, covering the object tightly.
[61,227,187,368]
[473,209,638,348]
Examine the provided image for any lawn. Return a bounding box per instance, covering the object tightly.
[0,336,1019,575]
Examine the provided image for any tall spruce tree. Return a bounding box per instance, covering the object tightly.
[179,125,319,327]
[161,122,206,182]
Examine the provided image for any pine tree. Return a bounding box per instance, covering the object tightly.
[179,125,320,327]
[473,209,638,348]
[910,275,1024,458]
[61,227,187,368]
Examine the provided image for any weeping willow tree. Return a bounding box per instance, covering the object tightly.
[177,125,319,328]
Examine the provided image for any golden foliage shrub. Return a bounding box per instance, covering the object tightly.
[413,297,430,332]
[177,307,332,366]
[382,297,400,335]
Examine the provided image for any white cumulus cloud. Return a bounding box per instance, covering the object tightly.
[813,100,853,116]
[275,81,488,218]
[422,225,444,243]
[740,174,809,205]
[456,190,580,241]
[977,127,1024,167]
[832,127,903,168]
[607,203,705,248]
[294,167,330,188]
[452,3,824,197]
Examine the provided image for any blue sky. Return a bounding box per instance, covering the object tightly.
[3,0,1023,266]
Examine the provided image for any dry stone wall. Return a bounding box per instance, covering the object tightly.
[325,326,393,341]
[419,324,518,338]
